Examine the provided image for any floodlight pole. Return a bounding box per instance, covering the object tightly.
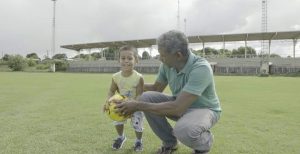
[177,0,180,30]
[184,18,187,34]
[260,0,269,76]
[51,0,57,58]
[293,39,297,58]
[261,0,268,56]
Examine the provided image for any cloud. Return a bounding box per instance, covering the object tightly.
[0,0,299,58]
[290,24,300,30]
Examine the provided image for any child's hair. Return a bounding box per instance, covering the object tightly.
[119,45,139,62]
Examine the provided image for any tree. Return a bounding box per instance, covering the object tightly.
[142,51,150,60]
[27,58,37,67]
[43,54,51,60]
[102,47,118,60]
[25,53,40,67]
[193,49,204,56]
[26,53,40,60]
[52,53,67,60]
[194,47,218,56]
[232,46,256,58]
[91,52,102,60]
[208,47,218,55]
[54,60,69,72]
[270,53,281,58]
[8,55,27,71]
[2,54,11,61]
[218,49,232,57]
[73,54,89,60]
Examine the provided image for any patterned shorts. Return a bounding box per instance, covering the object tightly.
[113,111,144,132]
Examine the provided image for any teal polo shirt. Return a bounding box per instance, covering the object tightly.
[156,51,221,112]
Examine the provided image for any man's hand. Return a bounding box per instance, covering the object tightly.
[103,94,126,113]
[115,99,139,116]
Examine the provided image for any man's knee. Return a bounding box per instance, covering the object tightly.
[138,91,157,102]
[174,124,205,140]
[174,123,213,151]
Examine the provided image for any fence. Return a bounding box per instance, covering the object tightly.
[67,59,160,73]
[67,58,300,75]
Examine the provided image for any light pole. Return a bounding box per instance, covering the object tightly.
[51,0,57,58]
[177,0,180,30]
[260,0,269,76]
[50,0,57,72]
[184,18,187,34]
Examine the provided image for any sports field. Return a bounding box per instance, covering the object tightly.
[0,72,299,154]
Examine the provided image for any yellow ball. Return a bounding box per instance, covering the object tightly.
[106,94,129,121]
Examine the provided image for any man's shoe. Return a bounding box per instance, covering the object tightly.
[112,136,126,150]
[133,141,143,151]
[156,144,178,154]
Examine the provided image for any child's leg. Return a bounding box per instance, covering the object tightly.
[115,124,124,137]
[112,122,127,150]
[131,111,144,140]
[135,131,142,140]
[131,111,144,151]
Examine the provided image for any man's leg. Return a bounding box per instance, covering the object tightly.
[139,91,177,147]
[173,109,219,152]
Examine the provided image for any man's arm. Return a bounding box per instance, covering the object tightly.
[117,91,198,117]
[144,81,167,92]
[135,77,144,100]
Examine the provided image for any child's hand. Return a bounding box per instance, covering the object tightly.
[108,98,122,104]
[108,94,126,104]
[102,104,107,113]
[102,100,109,113]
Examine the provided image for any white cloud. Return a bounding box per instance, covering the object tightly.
[291,24,300,30]
[0,0,300,58]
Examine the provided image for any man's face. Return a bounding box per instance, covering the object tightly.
[158,48,177,68]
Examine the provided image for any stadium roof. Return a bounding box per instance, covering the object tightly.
[61,30,300,51]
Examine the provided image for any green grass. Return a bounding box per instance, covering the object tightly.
[0,72,299,154]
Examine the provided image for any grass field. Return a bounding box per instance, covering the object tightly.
[0,72,299,154]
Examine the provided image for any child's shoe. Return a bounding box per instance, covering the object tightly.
[112,136,126,150]
[133,141,143,151]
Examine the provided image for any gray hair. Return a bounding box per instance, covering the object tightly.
[157,30,189,57]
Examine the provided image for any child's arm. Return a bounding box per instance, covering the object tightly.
[102,79,118,112]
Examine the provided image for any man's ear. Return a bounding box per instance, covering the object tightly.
[175,51,183,59]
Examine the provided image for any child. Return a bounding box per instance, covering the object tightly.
[103,45,144,151]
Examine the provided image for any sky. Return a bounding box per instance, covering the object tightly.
[0,0,300,58]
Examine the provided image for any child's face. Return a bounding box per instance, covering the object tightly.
[119,50,136,72]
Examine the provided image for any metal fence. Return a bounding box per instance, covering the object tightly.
[67,58,300,75]
[67,59,160,73]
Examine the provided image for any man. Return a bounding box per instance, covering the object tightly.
[116,30,221,154]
